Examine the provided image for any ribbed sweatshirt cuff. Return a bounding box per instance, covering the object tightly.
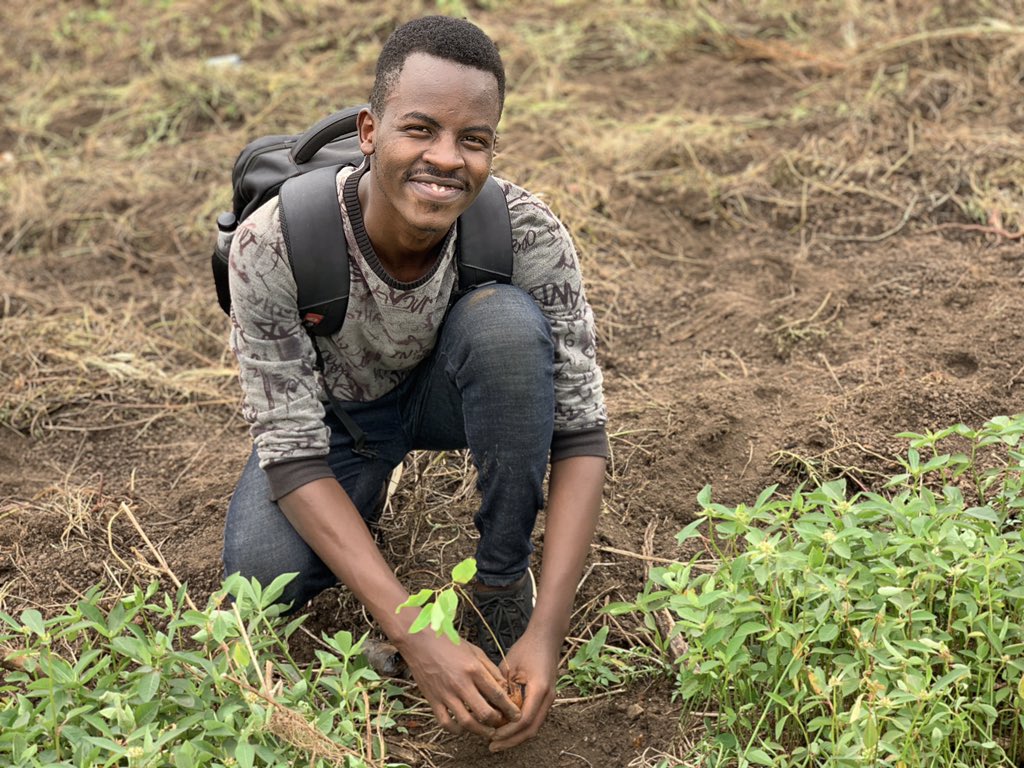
[265,456,335,501]
[551,425,609,463]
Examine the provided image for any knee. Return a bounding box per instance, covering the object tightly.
[452,285,553,365]
[222,458,334,610]
[222,540,328,613]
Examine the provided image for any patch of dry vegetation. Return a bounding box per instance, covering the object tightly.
[5,0,1023,432]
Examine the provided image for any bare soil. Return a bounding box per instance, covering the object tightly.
[3,3,1024,766]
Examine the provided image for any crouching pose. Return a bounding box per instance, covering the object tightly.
[222,15,607,751]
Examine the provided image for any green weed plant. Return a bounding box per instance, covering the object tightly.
[614,415,1024,767]
[0,575,405,768]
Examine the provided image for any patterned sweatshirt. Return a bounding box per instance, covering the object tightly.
[229,163,607,500]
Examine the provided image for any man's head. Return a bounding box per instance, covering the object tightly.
[356,17,506,262]
[370,16,506,120]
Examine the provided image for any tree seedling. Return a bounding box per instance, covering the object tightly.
[396,557,478,646]
[395,557,526,714]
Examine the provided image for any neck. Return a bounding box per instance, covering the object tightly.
[378,240,445,283]
[357,165,449,281]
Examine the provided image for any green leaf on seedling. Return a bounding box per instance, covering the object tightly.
[408,606,432,634]
[438,588,458,616]
[396,588,433,612]
[452,558,477,585]
[602,601,636,616]
[443,622,461,645]
[429,600,446,632]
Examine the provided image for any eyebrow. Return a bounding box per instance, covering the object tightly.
[401,111,495,138]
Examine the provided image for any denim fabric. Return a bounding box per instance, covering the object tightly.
[222,284,555,610]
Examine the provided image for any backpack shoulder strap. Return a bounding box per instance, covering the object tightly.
[278,164,349,336]
[456,176,513,289]
[280,169,512,336]
[280,164,376,456]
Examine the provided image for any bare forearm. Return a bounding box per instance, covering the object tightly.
[278,477,416,639]
[531,455,606,648]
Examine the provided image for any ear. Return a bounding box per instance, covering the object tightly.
[357,108,376,156]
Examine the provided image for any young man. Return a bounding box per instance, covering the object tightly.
[222,16,607,751]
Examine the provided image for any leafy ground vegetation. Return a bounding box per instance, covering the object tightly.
[3,0,1024,766]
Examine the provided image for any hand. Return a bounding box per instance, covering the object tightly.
[488,627,559,752]
[395,630,522,740]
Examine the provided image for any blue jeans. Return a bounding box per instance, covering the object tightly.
[222,285,555,609]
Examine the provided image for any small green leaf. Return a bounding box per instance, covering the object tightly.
[601,601,636,616]
[675,518,704,544]
[816,623,839,643]
[397,588,433,612]
[863,715,878,749]
[235,738,255,768]
[451,558,478,585]
[442,621,461,645]
[20,609,45,637]
[429,600,446,632]
[744,747,775,766]
[831,540,852,559]
[696,484,713,508]
[850,693,863,723]
[231,640,251,669]
[438,588,458,617]
[135,670,161,704]
[408,606,432,635]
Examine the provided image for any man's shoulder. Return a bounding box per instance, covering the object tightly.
[238,195,283,240]
[239,163,356,239]
[491,176,564,231]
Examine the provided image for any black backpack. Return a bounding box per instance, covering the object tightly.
[211,104,513,336]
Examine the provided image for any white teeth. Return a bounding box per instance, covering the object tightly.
[414,180,457,195]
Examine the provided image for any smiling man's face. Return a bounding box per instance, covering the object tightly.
[357,52,501,261]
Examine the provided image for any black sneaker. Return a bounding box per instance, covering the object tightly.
[469,569,536,665]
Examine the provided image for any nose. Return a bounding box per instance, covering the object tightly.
[422,132,465,172]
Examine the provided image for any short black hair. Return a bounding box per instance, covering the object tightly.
[370,16,505,118]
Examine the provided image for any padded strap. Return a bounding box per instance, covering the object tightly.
[279,165,350,336]
[290,105,365,165]
[456,176,513,288]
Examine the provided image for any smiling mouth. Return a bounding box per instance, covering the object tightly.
[409,178,465,203]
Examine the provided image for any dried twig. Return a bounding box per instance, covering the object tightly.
[642,521,688,662]
[819,195,918,243]
[110,501,198,612]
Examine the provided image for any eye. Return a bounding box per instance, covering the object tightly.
[464,135,492,149]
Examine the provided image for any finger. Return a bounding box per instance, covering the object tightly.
[477,678,521,724]
[442,688,500,740]
[432,703,463,736]
[466,647,520,722]
[469,643,506,684]
[459,686,508,728]
[489,710,545,751]
[450,703,497,740]
[490,684,553,750]
[490,715,543,752]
